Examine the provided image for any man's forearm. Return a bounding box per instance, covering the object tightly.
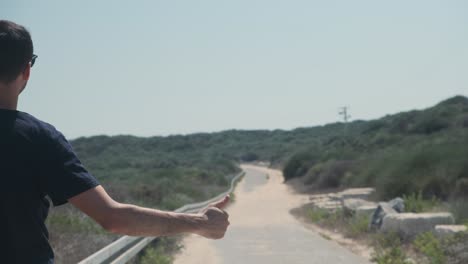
[107,203,204,237]
[69,186,229,239]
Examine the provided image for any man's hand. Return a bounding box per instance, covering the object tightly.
[195,195,231,239]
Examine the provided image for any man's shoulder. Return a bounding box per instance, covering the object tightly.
[15,111,61,139]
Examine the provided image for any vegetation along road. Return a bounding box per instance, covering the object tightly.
[173,164,370,264]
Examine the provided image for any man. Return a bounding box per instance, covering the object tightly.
[0,20,230,264]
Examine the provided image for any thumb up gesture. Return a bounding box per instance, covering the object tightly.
[195,196,230,239]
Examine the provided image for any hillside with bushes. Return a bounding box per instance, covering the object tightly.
[69,95,468,216]
[48,95,468,262]
[282,96,468,222]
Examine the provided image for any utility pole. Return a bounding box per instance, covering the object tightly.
[339,107,351,144]
[339,107,351,123]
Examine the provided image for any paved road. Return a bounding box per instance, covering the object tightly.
[174,165,371,264]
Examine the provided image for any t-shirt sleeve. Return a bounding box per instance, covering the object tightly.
[39,126,100,206]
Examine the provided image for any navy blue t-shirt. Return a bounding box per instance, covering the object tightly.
[0,109,100,263]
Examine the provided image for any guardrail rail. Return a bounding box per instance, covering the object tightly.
[78,171,245,264]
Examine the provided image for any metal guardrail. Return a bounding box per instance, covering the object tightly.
[78,171,245,264]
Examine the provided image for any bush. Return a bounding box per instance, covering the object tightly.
[283,152,317,180]
[307,207,345,228]
[138,238,178,264]
[307,208,329,223]
[372,247,411,264]
[423,177,451,200]
[389,111,419,134]
[371,233,411,264]
[140,246,171,264]
[403,191,440,213]
[454,179,468,199]
[316,160,354,188]
[460,115,468,128]
[413,117,451,134]
[443,232,468,264]
[413,232,445,264]
[303,163,324,185]
[363,120,386,134]
[239,152,259,162]
[345,214,370,238]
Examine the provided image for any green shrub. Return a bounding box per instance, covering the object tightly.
[283,152,317,180]
[139,238,178,264]
[371,233,411,264]
[140,246,171,264]
[345,214,370,238]
[372,247,411,264]
[461,115,468,128]
[403,191,440,213]
[411,116,451,134]
[240,152,259,162]
[326,208,345,227]
[413,232,445,264]
[307,207,372,239]
[372,232,402,248]
[442,232,468,264]
[307,208,329,223]
[316,160,354,188]
[303,163,324,185]
[306,207,346,228]
[454,178,468,199]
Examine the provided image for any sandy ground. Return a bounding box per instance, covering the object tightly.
[173,165,371,264]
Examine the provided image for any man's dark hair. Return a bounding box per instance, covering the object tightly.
[0,20,34,83]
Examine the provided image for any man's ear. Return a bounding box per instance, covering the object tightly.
[23,63,31,81]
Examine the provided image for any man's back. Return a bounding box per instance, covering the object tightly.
[0,109,99,263]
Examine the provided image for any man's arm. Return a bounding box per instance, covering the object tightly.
[69,185,230,239]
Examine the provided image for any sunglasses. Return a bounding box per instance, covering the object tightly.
[31,54,38,68]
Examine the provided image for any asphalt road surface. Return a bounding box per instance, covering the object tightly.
[173,165,371,264]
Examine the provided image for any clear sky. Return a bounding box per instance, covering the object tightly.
[2,0,467,139]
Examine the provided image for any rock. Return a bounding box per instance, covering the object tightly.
[313,200,342,211]
[434,225,467,238]
[387,197,405,213]
[356,205,379,218]
[342,198,377,215]
[334,188,375,201]
[309,194,330,200]
[370,202,398,230]
[369,198,405,230]
[309,193,343,211]
[308,188,375,212]
[327,193,342,201]
[381,212,455,240]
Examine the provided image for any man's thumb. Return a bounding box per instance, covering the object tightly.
[212,195,230,210]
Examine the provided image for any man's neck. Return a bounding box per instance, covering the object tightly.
[0,86,18,110]
[0,102,18,110]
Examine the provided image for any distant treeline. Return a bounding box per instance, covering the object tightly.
[71,95,468,212]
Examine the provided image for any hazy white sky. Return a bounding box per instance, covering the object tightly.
[2,0,467,138]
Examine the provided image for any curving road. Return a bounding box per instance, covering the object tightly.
[173,165,371,264]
